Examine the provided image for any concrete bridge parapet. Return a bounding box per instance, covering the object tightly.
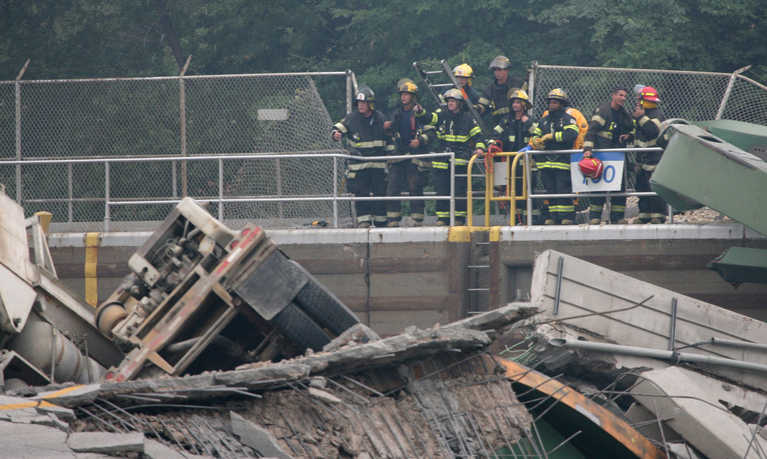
[47,224,767,335]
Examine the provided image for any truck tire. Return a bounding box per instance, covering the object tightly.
[270,302,330,352]
[290,261,360,335]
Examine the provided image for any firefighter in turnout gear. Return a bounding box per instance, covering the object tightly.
[530,89,579,225]
[632,86,667,223]
[583,87,635,224]
[486,89,539,224]
[422,88,486,225]
[384,79,431,227]
[451,64,491,115]
[332,86,394,228]
[486,55,527,126]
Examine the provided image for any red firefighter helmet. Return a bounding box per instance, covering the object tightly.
[579,157,604,179]
[639,86,660,103]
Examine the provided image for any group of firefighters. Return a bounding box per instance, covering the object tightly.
[331,55,667,228]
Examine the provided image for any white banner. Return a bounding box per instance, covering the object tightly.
[571,151,624,192]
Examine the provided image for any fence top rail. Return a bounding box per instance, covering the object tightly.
[493,147,663,156]
[523,147,663,155]
[736,73,767,92]
[0,151,455,166]
[0,71,350,85]
[533,63,733,78]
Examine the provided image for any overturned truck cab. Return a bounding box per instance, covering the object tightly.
[96,198,360,382]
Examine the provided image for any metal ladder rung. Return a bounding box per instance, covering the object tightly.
[423,70,444,75]
[431,83,453,88]
[467,288,490,292]
[467,265,490,269]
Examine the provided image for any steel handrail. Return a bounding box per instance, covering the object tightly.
[467,150,529,227]
[1,151,455,230]
[467,146,666,227]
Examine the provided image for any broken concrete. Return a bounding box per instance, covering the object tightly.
[323,322,381,352]
[0,419,81,457]
[530,249,767,389]
[230,411,292,459]
[144,439,194,459]
[67,432,145,454]
[308,386,342,404]
[445,302,538,332]
[631,366,767,458]
[6,242,763,457]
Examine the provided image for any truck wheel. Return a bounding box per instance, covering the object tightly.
[270,302,330,352]
[290,261,360,335]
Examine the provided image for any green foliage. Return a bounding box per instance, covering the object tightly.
[1,0,766,108]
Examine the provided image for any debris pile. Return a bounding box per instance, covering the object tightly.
[1,189,766,457]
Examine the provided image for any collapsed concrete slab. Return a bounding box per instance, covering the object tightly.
[0,420,75,457]
[12,309,536,458]
[67,432,145,454]
[530,249,767,389]
[230,411,292,459]
[631,366,767,458]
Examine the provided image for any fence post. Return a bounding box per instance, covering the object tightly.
[104,162,110,232]
[218,158,224,221]
[525,149,533,227]
[15,59,29,205]
[332,156,339,227]
[68,163,73,222]
[527,61,537,106]
[179,56,192,197]
[276,158,284,219]
[449,152,455,226]
[716,65,751,120]
[346,70,353,114]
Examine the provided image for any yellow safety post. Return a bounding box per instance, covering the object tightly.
[84,233,101,307]
[468,151,529,227]
[466,152,481,227]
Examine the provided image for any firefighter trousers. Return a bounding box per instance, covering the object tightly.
[348,167,387,226]
[636,167,667,221]
[432,162,467,225]
[386,161,425,223]
[540,168,574,223]
[589,188,626,223]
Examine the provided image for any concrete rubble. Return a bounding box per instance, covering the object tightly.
[0,263,760,458]
[0,192,765,457]
[0,309,538,458]
[504,249,767,458]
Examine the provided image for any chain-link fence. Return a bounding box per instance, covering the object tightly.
[0,72,355,232]
[2,65,766,232]
[526,63,767,215]
[528,63,767,125]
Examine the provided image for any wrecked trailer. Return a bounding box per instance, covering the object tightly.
[0,191,362,387]
[95,197,362,381]
[0,189,121,387]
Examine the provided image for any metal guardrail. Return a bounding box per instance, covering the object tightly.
[0,70,359,230]
[0,151,455,231]
[467,147,668,227]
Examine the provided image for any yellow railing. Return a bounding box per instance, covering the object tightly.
[467,150,530,227]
